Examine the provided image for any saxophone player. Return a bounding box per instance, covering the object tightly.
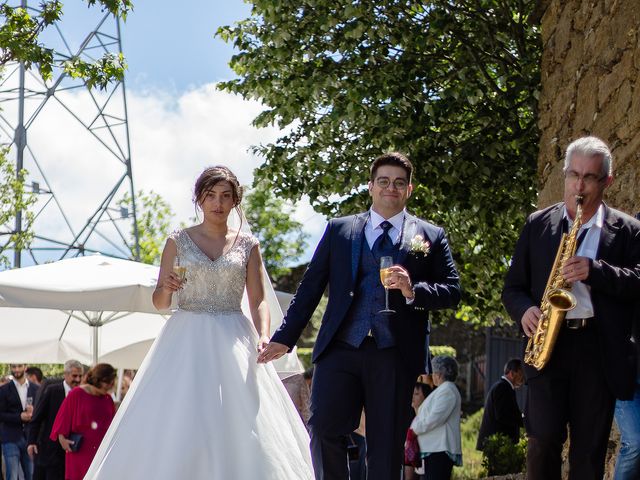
[502,136,640,480]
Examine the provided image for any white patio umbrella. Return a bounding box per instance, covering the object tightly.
[0,254,303,375]
[0,255,167,365]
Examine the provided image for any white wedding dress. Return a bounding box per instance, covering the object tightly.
[85,230,314,479]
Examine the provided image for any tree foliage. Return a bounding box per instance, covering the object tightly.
[218,0,542,326]
[0,0,132,89]
[244,181,309,281]
[0,149,36,268]
[118,190,173,265]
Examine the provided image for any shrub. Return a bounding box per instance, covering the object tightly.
[296,347,313,370]
[430,345,457,358]
[481,433,527,476]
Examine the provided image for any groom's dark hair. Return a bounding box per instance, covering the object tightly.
[370,152,413,182]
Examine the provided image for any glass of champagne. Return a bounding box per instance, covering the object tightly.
[379,256,395,314]
[173,256,187,287]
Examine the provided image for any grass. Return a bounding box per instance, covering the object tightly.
[453,408,487,480]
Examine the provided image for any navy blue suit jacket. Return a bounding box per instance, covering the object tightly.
[502,203,640,399]
[272,211,461,375]
[0,380,39,443]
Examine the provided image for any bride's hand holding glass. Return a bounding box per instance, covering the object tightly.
[162,257,186,292]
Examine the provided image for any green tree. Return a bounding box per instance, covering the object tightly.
[218,0,542,326]
[244,181,309,281]
[118,190,174,265]
[0,0,132,89]
[0,149,36,268]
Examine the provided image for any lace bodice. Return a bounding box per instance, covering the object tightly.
[170,229,259,313]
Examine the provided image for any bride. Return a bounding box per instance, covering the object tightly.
[85,166,313,479]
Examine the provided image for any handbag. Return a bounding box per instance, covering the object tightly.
[68,432,83,452]
[404,428,421,467]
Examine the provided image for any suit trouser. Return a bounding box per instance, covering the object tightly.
[32,463,64,480]
[308,338,414,480]
[524,325,615,480]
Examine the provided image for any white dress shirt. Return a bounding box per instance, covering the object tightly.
[365,209,405,249]
[562,204,604,319]
[12,378,29,410]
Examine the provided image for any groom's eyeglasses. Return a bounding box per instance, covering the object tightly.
[375,177,409,190]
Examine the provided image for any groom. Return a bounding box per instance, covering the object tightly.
[258,152,460,479]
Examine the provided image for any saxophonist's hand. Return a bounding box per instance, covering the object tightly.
[521,306,542,337]
[562,256,590,283]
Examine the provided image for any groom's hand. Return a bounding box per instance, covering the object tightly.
[386,265,415,299]
[257,341,288,364]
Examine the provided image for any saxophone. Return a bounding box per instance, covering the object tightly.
[524,195,584,370]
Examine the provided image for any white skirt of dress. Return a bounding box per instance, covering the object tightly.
[85,309,314,479]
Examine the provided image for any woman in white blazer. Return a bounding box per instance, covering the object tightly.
[410,355,462,479]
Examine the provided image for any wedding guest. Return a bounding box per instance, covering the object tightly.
[476,358,524,450]
[260,152,461,479]
[348,411,366,480]
[25,369,43,387]
[614,289,640,480]
[0,364,39,480]
[410,356,462,480]
[28,360,83,480]
[405,382,432,480]
[118,372,133,401]
[50,364,116,480]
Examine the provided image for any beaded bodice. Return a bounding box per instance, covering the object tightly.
[170,229,258,313]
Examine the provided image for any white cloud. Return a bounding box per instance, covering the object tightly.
[0,78,325,266]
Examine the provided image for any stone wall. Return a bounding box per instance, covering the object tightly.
[537,0,640,213]
[528,2,634,478]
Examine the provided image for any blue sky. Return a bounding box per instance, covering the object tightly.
[55,0,251,90]
[3,0,325,267]
[121,0,251,91]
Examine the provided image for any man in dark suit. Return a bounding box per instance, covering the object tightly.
[27,360,83,480]
[259,152,461,479]
[502,136,640,480]
[0,364,39,480]
[476,358,524,450]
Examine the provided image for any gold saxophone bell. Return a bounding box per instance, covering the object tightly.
[524,195,584,370]
[546,288,577,311]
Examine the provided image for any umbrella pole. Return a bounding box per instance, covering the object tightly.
[93,324,99,365]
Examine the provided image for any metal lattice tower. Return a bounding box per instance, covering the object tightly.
[0,2,139,267]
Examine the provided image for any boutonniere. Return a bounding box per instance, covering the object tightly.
[409,235,431,256]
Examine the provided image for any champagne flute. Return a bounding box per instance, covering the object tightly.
[379,256,395,314]
[26,396,34,415]
[173,256,187,287]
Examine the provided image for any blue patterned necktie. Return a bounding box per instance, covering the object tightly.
[373,221,394,258]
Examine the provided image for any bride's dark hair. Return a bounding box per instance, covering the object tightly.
[193,166,244,229]
[194,166,243,206]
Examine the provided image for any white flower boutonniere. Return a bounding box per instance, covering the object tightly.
[409,235,431,256]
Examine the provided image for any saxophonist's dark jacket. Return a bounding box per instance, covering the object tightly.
[502,202,640,400]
